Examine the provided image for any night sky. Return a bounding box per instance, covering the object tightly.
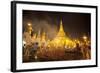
[23,10,91,39]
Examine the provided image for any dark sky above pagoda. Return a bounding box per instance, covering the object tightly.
[23,10,91,39]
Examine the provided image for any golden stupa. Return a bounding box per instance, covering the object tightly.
[50,20,76,48]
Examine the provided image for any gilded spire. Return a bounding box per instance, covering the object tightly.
[60,20,64,32]
[57,20,66,37]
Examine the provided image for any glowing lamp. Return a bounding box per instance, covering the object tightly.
[83,36,87,40]
[28,23,31,26]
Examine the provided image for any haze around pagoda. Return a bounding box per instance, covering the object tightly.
[23,20,76,49]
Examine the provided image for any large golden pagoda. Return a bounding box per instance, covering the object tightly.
[50,20,76,48]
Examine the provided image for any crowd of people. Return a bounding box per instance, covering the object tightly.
[23,41,91,62]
